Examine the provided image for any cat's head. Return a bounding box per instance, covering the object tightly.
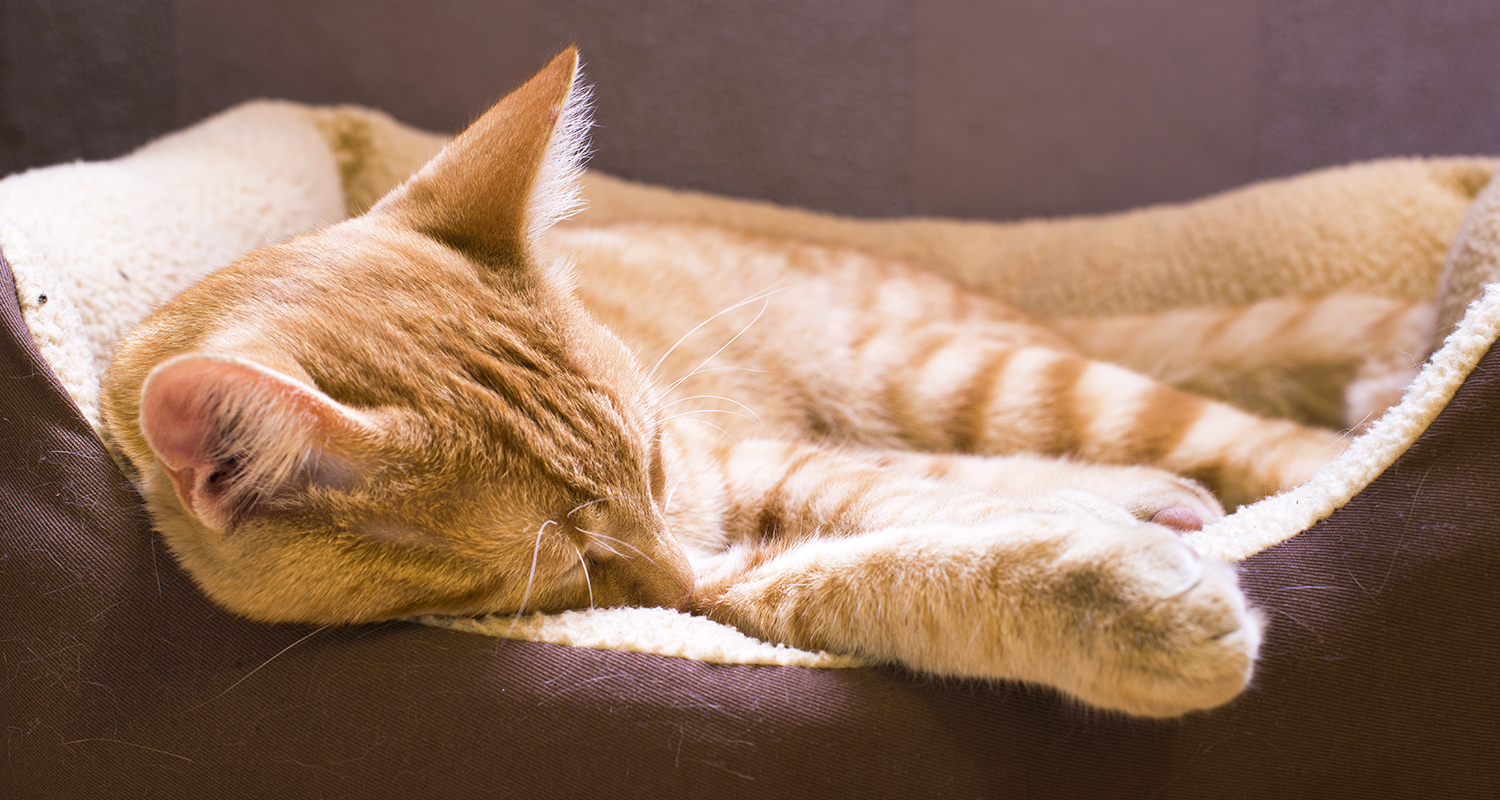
[102,48,695,624]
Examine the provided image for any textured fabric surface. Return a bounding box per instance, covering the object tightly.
[427,606,865,668]
[170,0,1500,219]
[578,162,1495,317]
[0,101,345,428]
[1172,334,1500,798]
[0,0,179,175]
[1436,172,1500,346]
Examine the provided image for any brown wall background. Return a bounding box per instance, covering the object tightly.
[3,0,1500,219]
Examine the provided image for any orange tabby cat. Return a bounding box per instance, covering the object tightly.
[104,49,1372,717]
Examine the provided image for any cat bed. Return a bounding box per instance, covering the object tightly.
[4,102,1500,797]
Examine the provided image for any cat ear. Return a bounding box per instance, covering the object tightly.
[139,353,374,531]
[371,46,590,267]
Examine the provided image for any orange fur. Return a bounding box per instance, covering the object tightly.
[1053,294,1436,428]
[102,50,1418,717]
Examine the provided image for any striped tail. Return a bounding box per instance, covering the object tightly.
[1051,294,1436,428]
[871,339,1347,508]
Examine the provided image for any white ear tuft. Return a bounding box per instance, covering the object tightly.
[364,47,590,268]
[526,62,593,244]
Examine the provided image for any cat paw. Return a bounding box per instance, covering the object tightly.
[1150,505,1207,532]
[1116,474,1223,532]
[1045,463,1225,532]
[1053,523,1261,717]
[689,512,1258,718]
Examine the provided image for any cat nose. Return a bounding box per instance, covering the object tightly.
[643,560,695,611]
[607,567,692,610]
[596,541,694,610]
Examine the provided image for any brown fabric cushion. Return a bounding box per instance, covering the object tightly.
[3,245,1498,798]
[1174,337,1500,796]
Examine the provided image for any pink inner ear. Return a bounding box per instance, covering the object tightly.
[140,362,221,475]
[141,354,360,529]
[140,354,375,529]
[140,357,249,524]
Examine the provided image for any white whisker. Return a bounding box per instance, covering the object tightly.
[566,495,644,518]
[586,537,625,559]
[663,408,756,424]
[664,366,773,395]
[662,474,687,514]
[574,546,595,609]
[647,284,787,380]
[663,394,765,427]
[670,416,736,441]
[664,296,775,395]
[578,528,657,566]
[515,519,557,618]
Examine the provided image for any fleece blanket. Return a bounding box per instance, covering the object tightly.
[5,101,1498,668]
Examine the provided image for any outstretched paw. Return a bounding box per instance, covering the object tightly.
[921,454,1226,531]
[1118,473,1223,532]
[1032,461,1225,532]
[1058,524,1261,717]
[1151,504,1208,532]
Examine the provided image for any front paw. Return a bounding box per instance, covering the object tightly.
[687,513,1259,718]
[943,455,1226,531]
[1060,465,1225,532]
[1052,523,1262,717]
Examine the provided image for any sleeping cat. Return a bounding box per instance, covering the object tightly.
[104,48,1379,718]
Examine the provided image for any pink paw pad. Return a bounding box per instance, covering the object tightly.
[1151,505,1205,532]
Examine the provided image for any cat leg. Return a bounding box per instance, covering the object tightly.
[676,438,1258,715]
[855,339,1348,507]
[691,511,1260,718]
[674,438,1153,545]
[674,438,1225,549]
[860,449,1225,531]
[1051,294,1437,429]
